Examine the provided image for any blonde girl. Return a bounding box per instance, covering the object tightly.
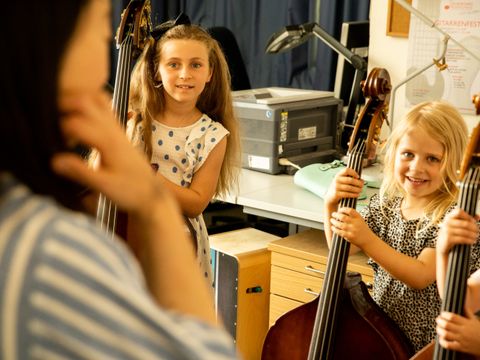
[324,101,468,351]
[128,14,240,287]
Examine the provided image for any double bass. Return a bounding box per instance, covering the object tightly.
[434,98,480,360]
[412,95,480,360]
[96,0,151,237]
[262,68,414,360]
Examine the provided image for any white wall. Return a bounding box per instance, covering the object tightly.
[369,0,478,136]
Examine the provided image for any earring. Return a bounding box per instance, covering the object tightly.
[154,81,163,89]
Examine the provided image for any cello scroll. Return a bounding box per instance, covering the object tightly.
[116,0,152,56]
[348,67,391,164]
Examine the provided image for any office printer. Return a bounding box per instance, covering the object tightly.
[233,87,343,174]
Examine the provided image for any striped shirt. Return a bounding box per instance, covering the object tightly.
[0,175,238,359]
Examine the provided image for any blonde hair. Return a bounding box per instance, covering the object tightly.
[380,100,468,226]
[129,23,240,197]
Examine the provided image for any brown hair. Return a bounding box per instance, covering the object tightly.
[129,23,240,197]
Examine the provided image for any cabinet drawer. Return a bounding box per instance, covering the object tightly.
[269,294,303,326]
[271,265,321,303]
[271,252,326,278]
[272,250,373,278]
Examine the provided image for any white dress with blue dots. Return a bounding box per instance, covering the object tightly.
[130,114,229,288]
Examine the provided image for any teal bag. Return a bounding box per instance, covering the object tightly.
[293,160,368,200]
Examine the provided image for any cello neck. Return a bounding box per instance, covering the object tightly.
[96,0,151,238]
[112,33,135,128]
[434,167,480,360]
[96,33,134,236]
[445,168,480,311]
[434,101,480,360]
[308,141,366,360]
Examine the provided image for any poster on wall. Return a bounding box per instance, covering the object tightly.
[405,0,480,114]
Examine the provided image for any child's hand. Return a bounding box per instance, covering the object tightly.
[436,308,480,356]
[324,167,364,206]
[330,207,373,248]
[437,209,478,256]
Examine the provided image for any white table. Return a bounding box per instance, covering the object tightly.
[217,168,378,231]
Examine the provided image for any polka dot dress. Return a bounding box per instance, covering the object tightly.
[130,114,229,289]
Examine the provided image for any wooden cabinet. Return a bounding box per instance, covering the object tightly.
[210,228,280,360]
[268,229,373,326]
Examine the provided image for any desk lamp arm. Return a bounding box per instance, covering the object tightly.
[305,23,368,72]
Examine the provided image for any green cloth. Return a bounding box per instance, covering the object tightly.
[293,160,368,200]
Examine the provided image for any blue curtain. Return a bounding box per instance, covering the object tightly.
[313,0,370,90]
[111,0,370,91]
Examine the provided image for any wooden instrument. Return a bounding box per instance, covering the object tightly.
[435,95,479,360]
[262,68,414,360]
[411,95,480,360]
[96,0,151,237]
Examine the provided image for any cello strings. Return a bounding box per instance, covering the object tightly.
[437,167,480,359]
[444,168,480,314]
[117,34,133,128]
[97,32,133,238]
[312,140,365,359]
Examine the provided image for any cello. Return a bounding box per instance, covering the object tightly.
[96,0,151,237]
[412,95,480,360]
[433,97,480,360]
[262,68,414,360]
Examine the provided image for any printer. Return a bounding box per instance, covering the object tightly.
[233,87,343,174]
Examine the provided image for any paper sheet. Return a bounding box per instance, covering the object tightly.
[406,0,480,114]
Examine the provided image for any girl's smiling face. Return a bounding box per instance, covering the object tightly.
[157,39,212,106]
[394,127,445,207]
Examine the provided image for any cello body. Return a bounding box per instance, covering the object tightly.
[262,273,413,360]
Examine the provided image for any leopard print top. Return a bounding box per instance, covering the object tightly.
[360,194,480,352]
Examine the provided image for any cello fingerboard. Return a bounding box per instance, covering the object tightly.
[308,140,365,360]
[434,167,480,360]
[112,30,134,128]
[96,32,134,238]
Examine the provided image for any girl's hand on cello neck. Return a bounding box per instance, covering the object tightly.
[324,167,364,250]
[436,308,480,356]
[436,209,479,298]
[437,209,479,256]
[330,206,375,250]
[324,167,364,207]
